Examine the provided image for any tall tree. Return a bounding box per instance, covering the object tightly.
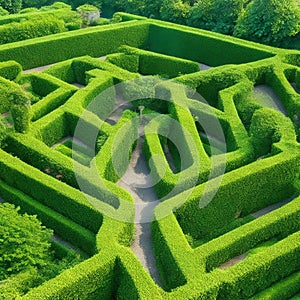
[160,0,191,25]
[144,0,163,18]
[114,0,145,15]
[0,0,22,13]
[234,0,300,46]
[188,0,245,35]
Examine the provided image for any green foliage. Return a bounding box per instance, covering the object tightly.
[148,22,275,67]
[40,2,72,11]
[123,76,165,111]
[22,0,50,8]
[0,120,7,148]
[89,17,110,26]
[144,0,163,18]
[0,61,22,81]
[0,16,66,45]
[0,6,9,16]
[188,0,245,34]
[11,104,31,133]
[0,21,149,70]
[76,4,99,13]
[0,0,22,13]
[0,203,53,280]
[160,0,191,25]
[234,0,300,47]
[19,7,39,14]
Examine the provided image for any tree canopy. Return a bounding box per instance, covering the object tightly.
[0,0,22,13]
[234,0,300,46]
[0,203,53,280]
[188,0,246,35]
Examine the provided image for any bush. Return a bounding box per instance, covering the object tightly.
[0,0,21,14]
[0,21,150,69]
[0,120,7,148]
[90,17,110,26]
[19,7,39,14]
[0,6,9,16]
[0,16,66,45]
[0,202,53,280]
[188,0,245,35]
[0,60,22,81]
[118,45,200,77]
[234,0,300,47]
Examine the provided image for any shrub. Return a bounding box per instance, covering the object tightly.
[0,21,150,69]
[0,0,21,14]
[118,45,200,77]
[90,17,110,26]
[0,6,9,16]
[188,0,245,35]
[0,60,22,81]
[0,16,66,45]
[234,0,300,47]
[19,7,39,14]
[0,120,7,148]
[0,202,53,280]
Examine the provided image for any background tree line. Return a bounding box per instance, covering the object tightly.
[1,0,300,48]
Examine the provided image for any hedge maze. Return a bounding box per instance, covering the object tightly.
[0,12,300,299]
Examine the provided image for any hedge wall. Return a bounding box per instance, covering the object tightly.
[0,16,66,45]
[114,45,200,78]
[148,22,277,66]
[0,21,150,70]
[0,179,96,254]
[0,60,22,80]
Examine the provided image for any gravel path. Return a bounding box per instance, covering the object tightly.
[253,85,287,116]
[252,197,294,219]
[117,128,162,286]
[23,63,56,74]
[199,63,212,71]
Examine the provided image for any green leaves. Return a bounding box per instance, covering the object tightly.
[0,203,53,281]
[234,0,300,47]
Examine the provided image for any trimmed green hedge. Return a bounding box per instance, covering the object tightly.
[0,8,76,26]
[0,179,96,254]
[0,60,22,80]
[22,250,117,300]
[148,22,277,66]
[0,21,150,69]
[111,45,200,77]
[0,148,103,233]
[0,16,66,45]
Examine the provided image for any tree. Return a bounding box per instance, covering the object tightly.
[0,203,53,280]
[0,0,22,13]
[160,0,191,25]
[22,0,50,8]
[114,0,145,15]
[0,6,9,15]
[234,0,300,46]
[188,0,245,35]
[144,0,163,18]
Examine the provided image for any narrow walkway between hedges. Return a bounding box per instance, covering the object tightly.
[117,127,162,286]
[253,85,287,115]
